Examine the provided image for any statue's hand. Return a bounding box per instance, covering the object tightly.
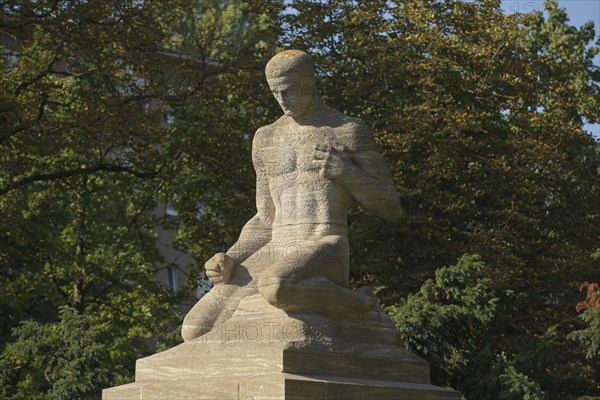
[205,252,235,285]
[313,143,354,181]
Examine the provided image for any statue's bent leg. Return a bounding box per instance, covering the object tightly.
[181,284,240,341]
[257,235,376,316]
[182,253,265,341]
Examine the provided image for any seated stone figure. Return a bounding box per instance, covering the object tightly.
[182,50,403,342]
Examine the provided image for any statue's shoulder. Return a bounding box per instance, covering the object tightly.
[326,108,370,136]
[324,106,370,134]
[326,109,375,151]
[253,122,276,143]
[343,116,370,135]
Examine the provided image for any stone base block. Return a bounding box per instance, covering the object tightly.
[102,295,461,399]
[103,373,460,400]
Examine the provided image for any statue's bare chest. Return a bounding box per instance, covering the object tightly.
[261,126,336,179]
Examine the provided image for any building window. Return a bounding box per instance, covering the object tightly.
[167,266,179,292]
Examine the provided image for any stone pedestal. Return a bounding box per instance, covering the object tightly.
[103,295,460,399]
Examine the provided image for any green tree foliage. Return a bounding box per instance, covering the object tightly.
[388,254,497,386]
[1,0,182,366]
[1,0,281,397]
[283,0,600,398]
[569,280,600,360]
[499,365,545,400]
[157,0,283,279]
[0,307,113,400]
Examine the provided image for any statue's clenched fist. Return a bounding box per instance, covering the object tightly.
[205,252,235,285]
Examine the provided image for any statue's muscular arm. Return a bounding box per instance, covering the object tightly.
[225,126,275,265]
[314,120,403,222]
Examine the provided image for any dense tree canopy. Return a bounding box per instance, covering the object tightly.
[1,0,599,399]
[1,0,281,398]
[282,1,600,397]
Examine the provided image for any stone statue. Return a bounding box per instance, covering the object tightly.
[103,50,461,400]
[181,50,404,341]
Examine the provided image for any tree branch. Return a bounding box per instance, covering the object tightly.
[47,258,73,305]
[87,299,161,336]
[0,163,160,196]
[0,105,28,144]
[0,125,27,144]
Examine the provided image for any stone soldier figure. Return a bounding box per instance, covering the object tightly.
[182,50,403,341]
[103,50,461,400]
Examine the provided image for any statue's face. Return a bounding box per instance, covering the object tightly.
[268,79,315,118]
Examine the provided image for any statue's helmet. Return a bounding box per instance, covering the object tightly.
[265,50,316,84]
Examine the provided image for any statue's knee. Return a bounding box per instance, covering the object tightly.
[258,274,288,308]
[181,299,215,341]
[181,323,199,342]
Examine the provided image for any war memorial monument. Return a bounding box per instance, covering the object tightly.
[103,50,461,399]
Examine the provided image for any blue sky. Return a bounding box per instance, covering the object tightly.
[501,0,600,139]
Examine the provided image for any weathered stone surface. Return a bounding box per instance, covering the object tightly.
[102,50,462,399]
[136,295,429,383]
[103,294,459,399]
[181,51,407,343]
[104,374,459,400]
